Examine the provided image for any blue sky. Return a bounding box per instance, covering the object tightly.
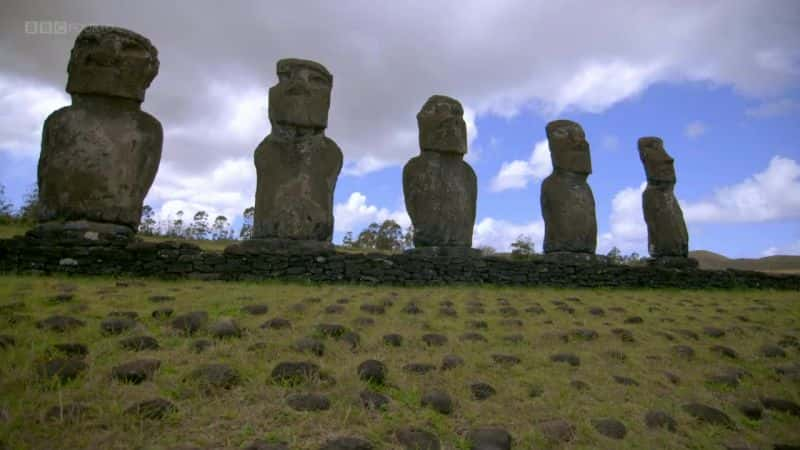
[1,1,798,257]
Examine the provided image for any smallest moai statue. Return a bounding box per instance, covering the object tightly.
[638,137,696,267]
[540,120,597,256]
[35,25,162,241]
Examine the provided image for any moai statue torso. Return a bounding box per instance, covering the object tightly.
[639,137,689,258]
[252,59,343,244]
[37,26,162,236]
[403,96,477,252]
[541,120,597,254]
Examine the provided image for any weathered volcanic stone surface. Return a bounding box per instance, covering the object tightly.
[319,437,374,450]
[38,357,88,383]
[639,137,689,258]
[541,119,596,254]
[271,361,320,385]
[682,403,735,428]
[466,427,511,450]
[645,410,677,431]
[37,315,85,332]
[187,363,241,390]
[287,392,330,411]
[38,26,162,230]
[421,389,452,414]
[396,427,440,450]
[251,58,342,243]
[403,96,477,249]
[111,358,160,384]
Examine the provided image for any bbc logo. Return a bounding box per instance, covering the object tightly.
[25,21,83,35]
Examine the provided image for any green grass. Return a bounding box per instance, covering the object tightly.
[0,275,798,449]
[0,223,30,240]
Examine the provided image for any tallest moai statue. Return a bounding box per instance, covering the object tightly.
[36,26,162,239]
[247,58,343,252]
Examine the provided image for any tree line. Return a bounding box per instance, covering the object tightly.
[138,205,250,241]
[0,183,642,262]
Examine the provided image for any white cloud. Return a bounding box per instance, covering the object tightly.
[599,156,800,255]
[684,120,707,139]
[333,192,410,233]
[683,156,800,223]
[1,0,799,218]
[598,182,648,255]
[472,217,545,253]
[601,135,620,151]
[146,158,255,227]
[762,240,800,257]
[550,60,665,115]
[745,98,800,118]
[490,139,552,192]
[0,74,69,157]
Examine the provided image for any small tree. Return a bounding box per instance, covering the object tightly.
[168,210,185,238]
[239,206,255,240]
[18,184,40,223]
[342,231,354,248]
[355,222,379,249]
[376,219,404,252]
[607,246,623,264]
[0,184,13,223]
[138,205,157,236]
[189,211,210,240]
[211,215,231,240]
[510,234,535,259]
[403,225,415,250]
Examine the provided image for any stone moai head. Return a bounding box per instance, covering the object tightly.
[639,137,676,183]
[546,120,591,174]
[268,58,333,129]
[417,95,468,154]
[66,26,159,102]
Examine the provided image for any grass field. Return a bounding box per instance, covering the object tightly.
[0,275,798,449]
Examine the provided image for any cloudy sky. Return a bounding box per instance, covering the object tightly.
[1,0,799,257]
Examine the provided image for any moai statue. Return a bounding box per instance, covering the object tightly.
[246,58,342,252]
[36,26,162,240]
[403,95,478,256]
[540,120,597,255]
[638,137,696,267]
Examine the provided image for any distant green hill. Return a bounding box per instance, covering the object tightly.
[691,250,800,274]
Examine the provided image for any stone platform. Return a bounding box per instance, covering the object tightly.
[0,234,798,289]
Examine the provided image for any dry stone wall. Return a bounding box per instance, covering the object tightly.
[1,236,798,290]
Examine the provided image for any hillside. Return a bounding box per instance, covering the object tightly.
[691,250,800,274]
